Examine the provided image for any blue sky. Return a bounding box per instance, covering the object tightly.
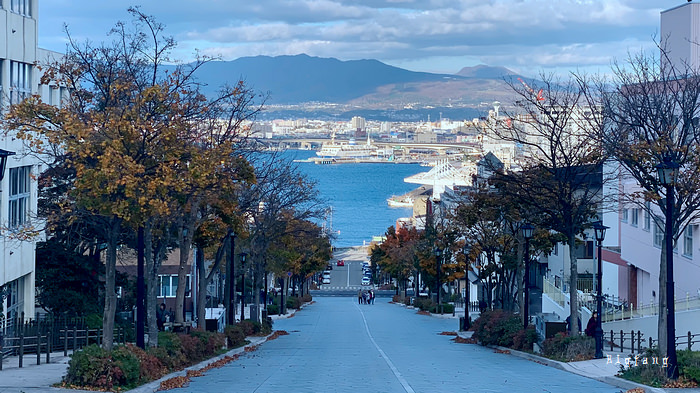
[38,1,676,78]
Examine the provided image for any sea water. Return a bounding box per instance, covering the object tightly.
[281,150,424,248]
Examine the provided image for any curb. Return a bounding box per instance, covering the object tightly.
[126,334,271,393]
[453,332,666,393]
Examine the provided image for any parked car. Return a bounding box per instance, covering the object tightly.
[361,277,371,286]
[322,277,331,284]
[326,264,333,270]
[337,260,345,266]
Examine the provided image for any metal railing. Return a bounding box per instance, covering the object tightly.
[602,293,700,322]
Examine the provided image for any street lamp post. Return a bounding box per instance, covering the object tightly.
[657,157,679,380]
[463,244,471,331]
[593,220,608,359]
[239,252,248,322]
[521,223,534,329]
[434,248,442,314]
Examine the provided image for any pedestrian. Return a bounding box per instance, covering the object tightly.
[369,289,374,304]
[358,289,362,304]
[157,303,166,331]
[585,312,598,337]
[363,290,368,304]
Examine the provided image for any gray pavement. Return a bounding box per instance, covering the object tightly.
[1,298,696,393]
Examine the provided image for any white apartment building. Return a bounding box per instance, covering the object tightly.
[1,0,64,325]
[661,2,700,71]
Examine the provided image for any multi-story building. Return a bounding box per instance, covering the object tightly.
[1,0,64,327]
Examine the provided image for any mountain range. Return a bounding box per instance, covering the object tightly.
[179,54,525,120]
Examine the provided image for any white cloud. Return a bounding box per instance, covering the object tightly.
[39,0,674,76]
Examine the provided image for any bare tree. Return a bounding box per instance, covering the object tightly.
[584,46,700,357]
[490,73,610,335]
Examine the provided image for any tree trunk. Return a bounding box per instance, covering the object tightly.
[658,235,668,358]
[175,218,195,324]
[196,246,207,330]
[568,232,579,336]
[144,222,159,347]
[102,218,121,351]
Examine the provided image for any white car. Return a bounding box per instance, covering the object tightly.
[361,277,371,286]
[322,277,331,284]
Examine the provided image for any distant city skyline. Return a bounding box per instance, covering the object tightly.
[39,1,676,78]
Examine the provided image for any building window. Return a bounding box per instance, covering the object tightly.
[643,202,651,231]
[631,208,639,227]
[654,220,663,248]
[159,274,191,298]
[621,208,628,223]
[9,166,31,229]
[10,61,32,105]
[683,226,693,257]
[11,0,31,16]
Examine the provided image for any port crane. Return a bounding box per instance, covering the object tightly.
[517,77,545,102]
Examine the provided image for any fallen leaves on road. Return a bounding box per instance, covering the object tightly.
[453,336,476,344]
[439,331,458,336]
[245,344,260,353]
[266,330,290,341]
[416,310,431,316]
[663,377,698,388]
[624,389,644,393]
[158,376,190,391]
[494,349,511,354]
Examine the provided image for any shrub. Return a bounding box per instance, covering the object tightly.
[429,303,454,314]
[237,320,257,336]
[224,325,246,348]
[301,293,312,303]
[392,295,402,303]
[413,297,434,312]
[512,326,539,351]
[267,304,279,315]
[617,348,668,387]
[156,332,186,368]
[64,344,123,390]
[286,296,302,310]
[111,345,142,388]
[471,309,521,347]
[678,350,700,384]
[403,296,412,306]
[541,332,595,362]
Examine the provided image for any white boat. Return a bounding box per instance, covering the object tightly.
[387,195,414,208]
[317,132,377,158]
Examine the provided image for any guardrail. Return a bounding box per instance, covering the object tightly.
[602,294,700,322]
[606,330,699,353]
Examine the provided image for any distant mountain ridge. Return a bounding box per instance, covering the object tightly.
[177,54,522,107]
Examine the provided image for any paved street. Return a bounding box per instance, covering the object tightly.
[166,297,622,393]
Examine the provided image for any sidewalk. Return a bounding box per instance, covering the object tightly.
[453,329,700,393]
[0,307,300,393]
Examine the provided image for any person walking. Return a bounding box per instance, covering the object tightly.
[369,289,374,304]
[157,303,167,331]
[358,290,362,304]
[585,312,598,337]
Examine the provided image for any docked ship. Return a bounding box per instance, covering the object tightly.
[316,132,377,159]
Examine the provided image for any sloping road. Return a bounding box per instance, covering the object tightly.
[168,297,621,393]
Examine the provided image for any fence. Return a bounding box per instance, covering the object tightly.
[602,294,700,322]
[605,330,700,354]
[0,313,133,370]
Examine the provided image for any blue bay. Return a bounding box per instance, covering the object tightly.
[282,150,424,248]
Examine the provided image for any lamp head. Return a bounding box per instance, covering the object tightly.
[521,222,535,240]
[592,220,609,242]
[0,149,16,182]
[656,156,680,186]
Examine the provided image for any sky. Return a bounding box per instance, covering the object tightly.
[38,1,678,78]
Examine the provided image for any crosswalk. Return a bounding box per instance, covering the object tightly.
[319,285,371,290]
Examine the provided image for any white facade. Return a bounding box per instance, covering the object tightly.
[661,2,700,71]
[1,0,61,324]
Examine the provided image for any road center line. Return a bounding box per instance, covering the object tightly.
[356,304,415,393]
